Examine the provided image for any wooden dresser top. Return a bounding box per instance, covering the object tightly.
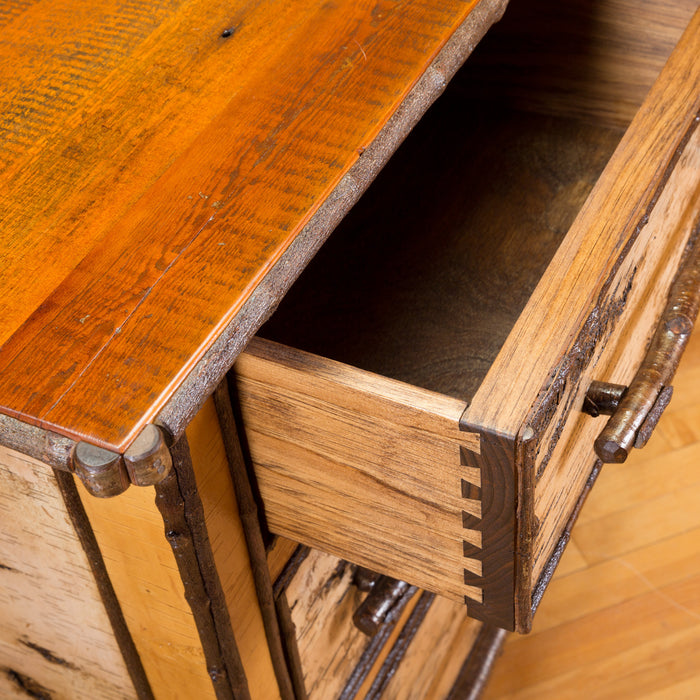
[0,0,496,452]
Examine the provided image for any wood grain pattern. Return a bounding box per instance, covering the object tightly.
[245,6,700,633]
[0,0,501,453]
[529,126,700,609]
[77,478,218,700]
[276,544,504,699]
[0,446,136,699]
[55,471,154,700]
[464,7,700,630]
[153,0,510,448]
[460,429,517,630]
[464,6,700,442]
[235,337,482,604]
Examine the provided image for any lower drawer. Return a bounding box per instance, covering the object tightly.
[272,545,504,699]
[235,4,700,632]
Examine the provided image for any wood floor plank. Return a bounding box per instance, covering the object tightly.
[572,465,700,565]
[573,440,700,526]
[490,624,700,700]
[486,573,700,698]
[535,527,700,634]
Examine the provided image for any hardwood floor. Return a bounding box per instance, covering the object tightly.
[485,327,700,699]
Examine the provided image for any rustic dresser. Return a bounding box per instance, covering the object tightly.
[1,0,699,698]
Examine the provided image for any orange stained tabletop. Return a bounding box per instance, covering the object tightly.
[0,0,484,452]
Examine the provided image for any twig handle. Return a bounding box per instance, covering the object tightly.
[585,231,700,463]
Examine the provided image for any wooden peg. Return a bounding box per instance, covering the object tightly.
[582,381,628,417]
[353,576,411,636]
[353,566,381,592]
[123,424,172,487]
[73,442,129,498]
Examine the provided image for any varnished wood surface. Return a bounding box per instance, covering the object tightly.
[0,447,136,699]
[484,316,700,699]
[0,0,499,453]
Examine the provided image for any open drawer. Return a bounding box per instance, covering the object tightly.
[234,5,700,633]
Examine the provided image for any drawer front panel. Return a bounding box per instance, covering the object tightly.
[462,9,700,629]
[277,548,419,699]
[531,128,700,591]
[275,547,492,699]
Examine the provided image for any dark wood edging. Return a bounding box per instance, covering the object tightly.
[271,544,313,700]
[272,545,311,599]
[155,438,251,700]
[363,591,435,700]
[459,430,517,631]
[212,380,297,700]
[338,585,419,700]
[274,593,310,700]
[54,470,154,700]
[531,459,603,614]
[446,624,508,700]
[0,415,74,472]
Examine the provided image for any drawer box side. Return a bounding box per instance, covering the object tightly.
[235,338,485,610]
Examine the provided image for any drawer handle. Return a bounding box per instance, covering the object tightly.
[352,574,411,636]
[584,232,699,463]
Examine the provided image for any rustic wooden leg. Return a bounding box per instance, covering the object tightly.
[155,437,251,700]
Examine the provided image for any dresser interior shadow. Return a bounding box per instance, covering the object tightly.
[260,2,629,402]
